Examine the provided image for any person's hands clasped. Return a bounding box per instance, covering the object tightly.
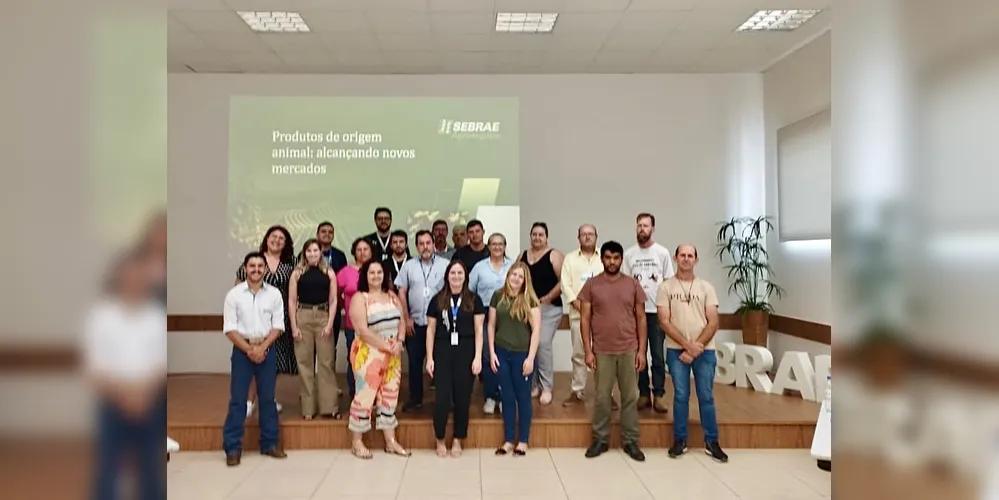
[679,351,695,364]
[248,345,267,364]
[687,341,705,358]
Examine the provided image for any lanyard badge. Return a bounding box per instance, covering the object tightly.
[448,296,461,346]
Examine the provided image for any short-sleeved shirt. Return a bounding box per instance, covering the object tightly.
[469,257,514,308]
[394,256,449,326]
[426,292,485,341]
[451,245,489,275]
[577,273,646,355]
[335,265,360,330]
[621,243,675,313]
[656,277,720,350]
[489,293,534,353]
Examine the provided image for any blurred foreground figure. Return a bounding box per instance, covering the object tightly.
[84,250,167,500]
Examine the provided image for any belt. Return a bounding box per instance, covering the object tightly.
[242,337,267,345]
[298,303,330,311]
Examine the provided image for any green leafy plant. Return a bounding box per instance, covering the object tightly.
[715,216,786,314]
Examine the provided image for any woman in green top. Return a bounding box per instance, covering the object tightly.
[488,261,541,456]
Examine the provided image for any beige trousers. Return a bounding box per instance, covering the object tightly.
[294,307,339,416]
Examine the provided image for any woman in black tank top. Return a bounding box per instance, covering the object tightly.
[289,239,341,419]
[519,222,565,405]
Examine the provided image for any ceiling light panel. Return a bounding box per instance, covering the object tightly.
[238,11,310,33]
[736,9,821,32]
[495,12,558,34]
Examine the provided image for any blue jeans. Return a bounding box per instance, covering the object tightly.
[480,317,500,401]
[495,346,533,443]
[638,313,666,397]
[341,328,357,399]
[93,390,166,500]
[666,348,719,443]
[223,346,279,454]
[406,324,428,405]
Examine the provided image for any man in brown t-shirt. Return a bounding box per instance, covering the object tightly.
[578,240,647,462]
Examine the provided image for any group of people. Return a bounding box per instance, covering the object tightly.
[220,208,729,466]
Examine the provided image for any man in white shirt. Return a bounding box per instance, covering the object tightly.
[621,212,675,413]
[222,252,289,466]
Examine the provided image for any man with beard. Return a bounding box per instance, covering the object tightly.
[622,212,675,413]
[386,229,411,285]
[395,230,449,411]
[432,219,455,259]
[450,219,488,273]
[222,252,289,466]
[363,207,395,263]
[657,244,728,463]
[579,241,647,462]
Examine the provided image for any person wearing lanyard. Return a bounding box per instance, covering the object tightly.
[425,260,484,458]
[385,229,411,286]
[363,207,395,263]
[395,230,449,411]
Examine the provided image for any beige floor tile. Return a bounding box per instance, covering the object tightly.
[254,450,342,472]
[481,467,565,497]
[395,493,482,500]
[405,448,480,472]
[226,469,327,499]
[311,460,404,496]
[479,448,555,469]
[483,495,567,500]
[558,470,652,500]
[399,467,482,496]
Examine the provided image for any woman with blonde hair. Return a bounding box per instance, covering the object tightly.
[488,262,541,456]
[288,238,340,420]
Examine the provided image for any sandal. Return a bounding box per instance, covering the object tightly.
[514,444,528,456]
[495,442,514,456]
[384,439,412,457]
[351,440,372,460]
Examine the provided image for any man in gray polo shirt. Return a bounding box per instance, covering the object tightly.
[395,230,449,411]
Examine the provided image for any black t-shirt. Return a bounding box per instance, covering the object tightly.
[426,292,485,339]
[451,245,489,273]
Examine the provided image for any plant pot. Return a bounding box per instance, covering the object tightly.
[741,311,769,346]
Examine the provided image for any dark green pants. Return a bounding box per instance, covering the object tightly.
[592,351,640,445]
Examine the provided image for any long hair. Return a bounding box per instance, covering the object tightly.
[357,260,390,293]
[295,238,328,276]
[258,225,295,264]
[498,262,540,323]
[434,260,476,314]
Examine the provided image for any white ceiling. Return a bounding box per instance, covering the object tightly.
[168,0,831,74]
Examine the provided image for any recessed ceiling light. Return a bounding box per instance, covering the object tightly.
[495,12,558,34]
[736,9,821,32]
[237,11,310,33]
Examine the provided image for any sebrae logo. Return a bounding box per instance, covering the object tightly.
[438,119,501,140]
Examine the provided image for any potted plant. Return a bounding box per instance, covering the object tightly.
[715,216,786,346]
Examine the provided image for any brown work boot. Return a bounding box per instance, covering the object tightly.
[562,391,585,407]
[225,452,241,467]
[261,447,288,459]
[653,395,669,414]
[637,395,652,410]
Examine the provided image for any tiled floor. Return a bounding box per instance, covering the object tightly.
[168,448,830,500]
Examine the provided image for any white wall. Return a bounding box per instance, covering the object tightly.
[764,32,833,326]
[167,73,767,373]
[761,33,833,367]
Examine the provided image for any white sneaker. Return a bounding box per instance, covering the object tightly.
[483,399,497,415]
[539,390,553,405]
[246,401,255,418]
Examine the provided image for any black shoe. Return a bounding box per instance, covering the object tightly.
[667,439,688,458]
[622,442,645,462]
[705,441,728,463]
[584,441,609,458]
[225,452,241,467]
[402,401,423,412]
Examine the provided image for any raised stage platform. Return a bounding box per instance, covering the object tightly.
[168,373,818,451]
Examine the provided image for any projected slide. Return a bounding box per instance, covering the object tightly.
[228,97,519,259]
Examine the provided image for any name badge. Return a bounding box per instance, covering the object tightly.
[450,332,459,346]
[422,288,432,298]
